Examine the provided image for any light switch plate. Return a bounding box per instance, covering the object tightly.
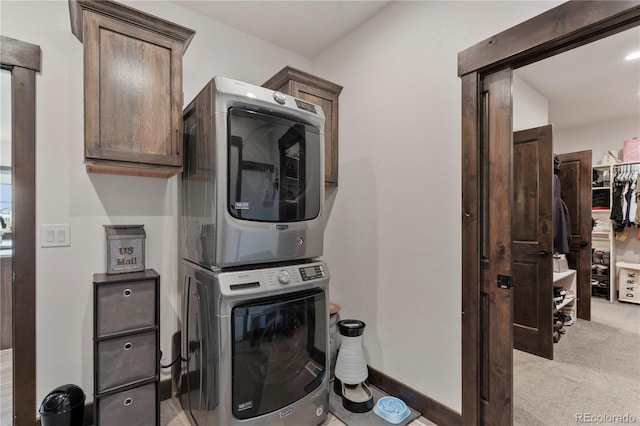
[41,224,70,247]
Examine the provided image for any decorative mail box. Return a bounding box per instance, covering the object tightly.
[104,225,146,274]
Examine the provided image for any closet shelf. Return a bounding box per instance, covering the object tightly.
[553,269,576,282]
[555,296,575,310]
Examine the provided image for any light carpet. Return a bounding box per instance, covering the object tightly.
[514,298,640,425]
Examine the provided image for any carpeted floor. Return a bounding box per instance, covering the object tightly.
[514,298,640,425]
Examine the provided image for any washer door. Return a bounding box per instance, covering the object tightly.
[230,288,327,419]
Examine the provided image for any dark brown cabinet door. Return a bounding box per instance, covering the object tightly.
[83,12,182,168]
[263,67,342,185]
[69,0,195,178]
[512,125,554,360]
[292,82,339,185]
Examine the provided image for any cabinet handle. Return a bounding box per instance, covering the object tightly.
[123,398,133,406]
[123,288,132,297]
[123,342,133,351]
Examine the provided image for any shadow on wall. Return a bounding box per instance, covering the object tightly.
[324,185,338,229]
[87,173,177,217]
[325,158,382,367]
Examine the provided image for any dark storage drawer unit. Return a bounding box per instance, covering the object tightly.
[93,269,160,426]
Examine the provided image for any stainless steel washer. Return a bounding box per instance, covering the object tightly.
[179,259,330,426]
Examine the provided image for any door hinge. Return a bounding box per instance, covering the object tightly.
[497,275,513,289]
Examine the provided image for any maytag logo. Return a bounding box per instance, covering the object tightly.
[238,401,253,412]
[275,224,289,230]
[280,406,295,418]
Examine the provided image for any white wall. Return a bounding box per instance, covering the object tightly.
[313,0,561,411]
[554,115,640,165]
[0,0,567,416]
[0,0,310,410]
[513,73,550,131]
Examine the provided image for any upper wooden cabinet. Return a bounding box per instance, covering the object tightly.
[263,67,342,185]
[69,0,195,178]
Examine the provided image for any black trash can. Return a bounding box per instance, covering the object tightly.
[39,384,85,426]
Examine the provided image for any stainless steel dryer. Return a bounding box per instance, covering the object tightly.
[179,259,330,426]
[182,76,326,270]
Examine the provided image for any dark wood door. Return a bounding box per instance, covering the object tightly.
[1,35,39,425]
[460,3,640,425]
[512,126,554,359]
[461,68,514,425]
[558,150,593,321]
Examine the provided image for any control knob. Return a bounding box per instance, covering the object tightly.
[277,270,291,284]
[273,91,286,104]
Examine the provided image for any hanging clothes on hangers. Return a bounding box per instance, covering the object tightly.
[628,167,639,225]
[610,164,639,240]
[553,156,571,254]
[611,167,626,223]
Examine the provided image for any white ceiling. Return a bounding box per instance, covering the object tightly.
[169,0,392,59]
[516,26,640,131]
[170,1,639,131]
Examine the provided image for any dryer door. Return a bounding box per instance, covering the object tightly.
[230,288,327,419]
[227,108,322,223]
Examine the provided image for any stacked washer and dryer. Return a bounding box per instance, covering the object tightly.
[179,76,330,426]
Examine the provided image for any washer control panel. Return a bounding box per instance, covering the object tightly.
[277,270,291,284]
[264,266,301,287]
[299,264,325,281]
[220,261,327,294]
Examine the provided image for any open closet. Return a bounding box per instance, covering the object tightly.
[511,128,592,360]
[509,22,640,364]
[593,159,640,305]
[512,134,640,362]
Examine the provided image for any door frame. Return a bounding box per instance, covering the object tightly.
[458,2,640,424]
[1,35,40,425]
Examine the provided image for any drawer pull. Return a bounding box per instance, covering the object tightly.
[123,288,132,297]
[123,342,133,351]
[123,397,133,406]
